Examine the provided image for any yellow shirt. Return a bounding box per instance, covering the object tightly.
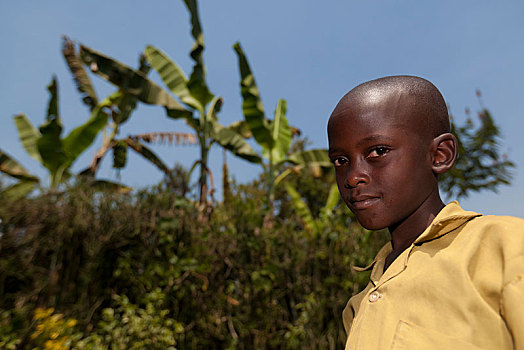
[343,201,524,350]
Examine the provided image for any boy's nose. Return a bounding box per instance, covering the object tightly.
[344,161,369,188]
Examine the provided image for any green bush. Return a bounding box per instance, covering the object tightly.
[75,292,182,350]
[0,310,22,349]
[0,177,387,349]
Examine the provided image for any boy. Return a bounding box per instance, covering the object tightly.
[327,76,524,350]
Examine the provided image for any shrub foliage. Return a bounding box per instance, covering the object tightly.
[0,176,388,349]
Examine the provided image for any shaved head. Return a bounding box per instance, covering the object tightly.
[329,75,450,140]
[327,75,458,231]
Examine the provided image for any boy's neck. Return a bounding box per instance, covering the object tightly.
[386,192,445,264]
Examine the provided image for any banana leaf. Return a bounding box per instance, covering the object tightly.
[63,92,115,164]
[91,179,132,194]
[166,109,200,131]
[319,184,340,223]
[285,183,319,233]
[46,77,59,122]
[114,92,138,125]
[233,42,272,150]
[124,138,174,182]
[14,114,42,162]
[182,0,214,108]
[273,168,293,187]
[263,99,291,164]
[0,150,39,182]
[145,45,201,110]
[138,53,151,75]
[205,97,222,123]
[37,78,68,178]
[210,121,261,164]
[111,55,150,125]
[1,180,37,201]
[227,120,252,139]
[62,36,98,109]
[62,94,115,165]
[79,45,191,118]
[288,149,332,168]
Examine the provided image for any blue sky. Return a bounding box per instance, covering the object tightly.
[1,1,523,217]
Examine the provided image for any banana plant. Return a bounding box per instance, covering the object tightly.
[285,183,339,236]
[79,0,260,205]
[62,35,99,111]
[233,42,332,209]
[62,36,171,178]
[0,77,123,200]
[0,150,40,200]
[64,36,195,190]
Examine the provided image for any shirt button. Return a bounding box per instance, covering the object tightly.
[369,291,380,302]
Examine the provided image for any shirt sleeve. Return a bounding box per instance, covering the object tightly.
[501,274,524,350]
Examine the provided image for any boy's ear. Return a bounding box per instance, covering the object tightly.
[431,133,458,174]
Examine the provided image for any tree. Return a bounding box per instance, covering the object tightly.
[442,94,514,198]
[0,77,115,200]
[233,42,332,212]
[63,37,187,187]
[78,0,260,206]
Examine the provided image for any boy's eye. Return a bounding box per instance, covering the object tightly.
[331,156,348,167]
[367,147,390,158]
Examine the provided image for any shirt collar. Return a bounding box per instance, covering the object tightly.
[352,242,392,272]
[351,201,481,272]
[413,201,481,244]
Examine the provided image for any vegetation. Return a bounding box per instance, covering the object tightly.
[77,0,260,206]
[62,36,182,187]
[0,122,514,349]
[0,0,516,348]
[233,43,332,213]
[0,77,113,200]
[440,94,514,198]
[0,175,387,349]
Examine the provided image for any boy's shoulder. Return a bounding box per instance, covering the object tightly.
[435,201,523,237]
[425,202,524,277]
[466,213,524,237]
[468,212,524,229]
[478,213,524,226]
[464,213,524,257]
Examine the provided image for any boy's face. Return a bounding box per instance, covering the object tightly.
[328,90,438,230]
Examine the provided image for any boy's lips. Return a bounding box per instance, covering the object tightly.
[349,196,380,210]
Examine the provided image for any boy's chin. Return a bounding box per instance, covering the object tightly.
[353,215,389,231]
[359,222,388,231]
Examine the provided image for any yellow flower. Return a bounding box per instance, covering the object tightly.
[34,308,54,320]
